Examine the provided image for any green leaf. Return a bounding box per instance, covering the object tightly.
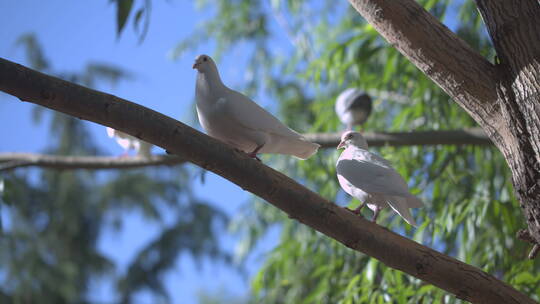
[114,0,134,37]
[133,8,144,32]
[514,272,536,285]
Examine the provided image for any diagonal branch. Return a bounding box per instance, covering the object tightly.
[0,58,535,303]
[347,0,504,140]
[0,153,185,171]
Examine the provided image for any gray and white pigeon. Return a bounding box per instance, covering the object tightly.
[193,54,320,160]
[335,88,372,130]
[106,127,152,157]
[336,131,423,226]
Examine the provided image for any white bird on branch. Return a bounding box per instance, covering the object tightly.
[335,88,372,130]
[336,131,423,226]
[106,127,152,158]
[193,54,320,161]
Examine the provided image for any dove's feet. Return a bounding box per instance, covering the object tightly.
[232,148,261,161]
[247,152,262,162]
[248,144,264,162]
[371,206,381,223]
[345,202,366,215]
[345,206,365,217]
[345,207,361,215]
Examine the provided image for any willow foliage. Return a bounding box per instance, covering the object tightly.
[161,0,540,302]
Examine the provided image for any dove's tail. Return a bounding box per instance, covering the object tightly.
[263,135,320,159]
[287,138,320,159]
[406,194,424,208]
[387,196,418,227]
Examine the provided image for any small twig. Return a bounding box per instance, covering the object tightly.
[0,153,185,171]
[516,229,539,259]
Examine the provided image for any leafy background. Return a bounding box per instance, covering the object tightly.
[1,0,539,303]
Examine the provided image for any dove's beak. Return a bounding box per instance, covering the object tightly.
[337,140,346,149]
[192,62,198,69]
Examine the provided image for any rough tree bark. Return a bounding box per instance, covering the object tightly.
[0,58,535,303]
[348,0,540,257]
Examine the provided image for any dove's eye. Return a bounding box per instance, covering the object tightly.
[203,57,208,62]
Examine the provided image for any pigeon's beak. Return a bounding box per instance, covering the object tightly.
[192,62,199,69]
[337,140,346,150]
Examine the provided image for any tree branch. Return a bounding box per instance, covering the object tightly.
[348,0,540,260]
[0,153,184,171]
[0,130,491,171]
[475,0,540,101]
[473,0,540,255]
[347,0,504,142]
[0,58,535,303]
[305,128,491,148]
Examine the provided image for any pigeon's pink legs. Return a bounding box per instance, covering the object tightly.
[248,144,264,162]
[345,203,381,223]
[345,202,366,215]
[371,206,382,223]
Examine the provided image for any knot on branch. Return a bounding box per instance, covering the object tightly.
[40,88,55,101]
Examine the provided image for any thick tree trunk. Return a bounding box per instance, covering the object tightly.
[349,0,540,256]
[475,0,540,257]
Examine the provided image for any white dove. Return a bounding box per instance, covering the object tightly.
[193,54,320,160]
[336,131,423,226]
[106,127,152,158]
[335,88,372,130]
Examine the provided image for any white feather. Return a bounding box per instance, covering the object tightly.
[336,132,423,226]
[106,127,153,157]
[334,88,372,128]
[194,54,319,159]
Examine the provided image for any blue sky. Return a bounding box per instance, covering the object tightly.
[0,1,284,302]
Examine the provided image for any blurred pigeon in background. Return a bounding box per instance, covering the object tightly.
[335,88,372,130]
[106,127,152,158]
[193,54,320,160]
[336,131,423,226]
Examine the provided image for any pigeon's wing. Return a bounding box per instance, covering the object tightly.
[334,88,357,117]
[365,152,424,208]
[223,90,305,138]
[336,150,410,197]
[213,89,319,159]
[349,93,372,111]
